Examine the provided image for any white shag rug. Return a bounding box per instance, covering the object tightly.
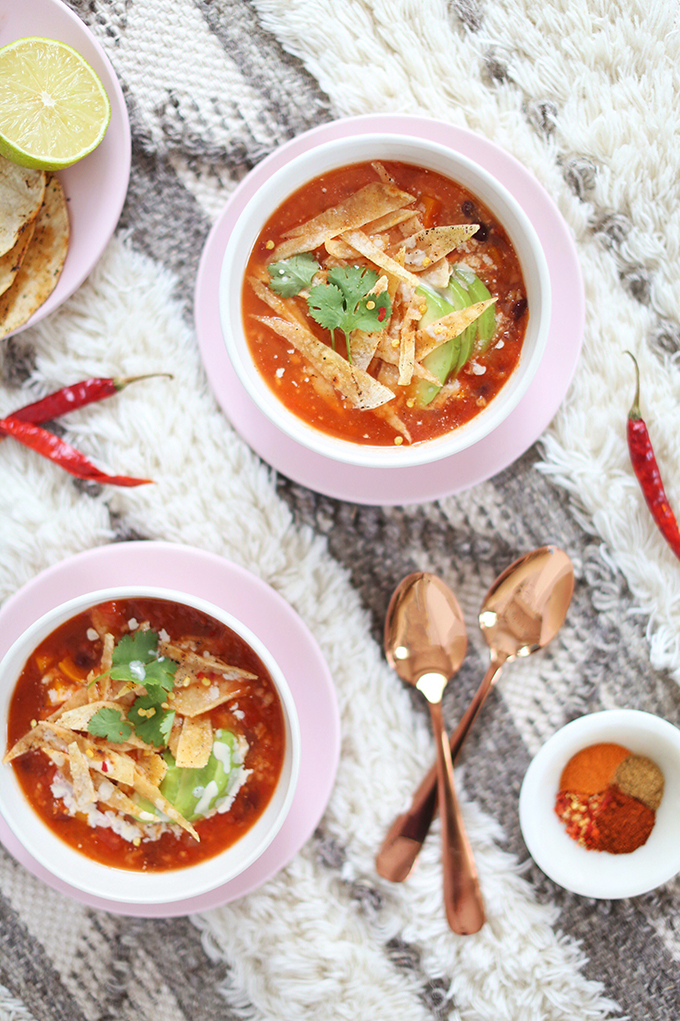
[0,2,679,1020]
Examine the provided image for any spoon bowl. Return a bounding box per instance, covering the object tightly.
[384,573,485,935]
[377,547,574,884]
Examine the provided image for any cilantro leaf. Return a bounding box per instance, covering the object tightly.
[307,265,392,360]
[128,694,176,748]
[108,629,178,692]
[112,629,157,666]
[307,282,346,334]
[267,253,320,297]
[87,707,133,744]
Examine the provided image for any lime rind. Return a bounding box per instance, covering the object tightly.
[0,36,111,171]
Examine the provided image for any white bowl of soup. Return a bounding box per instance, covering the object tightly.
[219,133,551,468]
[0,587,300,905]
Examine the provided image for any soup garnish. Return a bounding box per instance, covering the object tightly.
[242,160,528,446]
[4,598,286,871]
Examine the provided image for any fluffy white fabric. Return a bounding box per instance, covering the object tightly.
[1,1,678,1019]
[1,239,617,1019]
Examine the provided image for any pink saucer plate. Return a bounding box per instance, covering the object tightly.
[1,0,131,336]
[196,113,584,506]
[0,542,340,917]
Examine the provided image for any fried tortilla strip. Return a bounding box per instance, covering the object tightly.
[0,157,45,257]
[401,224,479,269]
[370,161,396,186]
[3,721,59,762]
[273,183,415,260]
[168,676,244,717]
[132,767,199,841]
[56,699,157,751]
[158,640,257,682]
[94,777,145,820]
[167,715,182,759]
[374,335,442,385]
[255,316,395,411]
[397,290,426,386]
[418,258,451,289]
[323,236,360,261]
[415,299,495,359]
[175,715,213,769]
[57,699,124,732]
[350,330,381,371]
[67,741,97,808]
[0,175,70,339]
[136,751,168,787]
[39,722,136,784]
[49,686,89,720]
[363,208,416,233]
[340,230,421,288]
[0,221,35,298]
[248,276,310,330]
[372,402,413,443]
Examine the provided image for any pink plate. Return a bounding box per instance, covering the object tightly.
[0,542,340,917]
[0,0,131,335]
[195,113,584,505]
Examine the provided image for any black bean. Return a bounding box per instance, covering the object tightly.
[475,223,489,242]
[462,200,475,217]
[511,298,528,320]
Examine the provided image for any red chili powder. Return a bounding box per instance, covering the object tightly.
[594,786,655,854]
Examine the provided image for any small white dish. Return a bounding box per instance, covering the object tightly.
[219,130,551,471]
[519,710,680,898]
[0,585,301,907]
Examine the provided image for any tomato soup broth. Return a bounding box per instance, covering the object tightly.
[6,598,286,872]
[242,160,529,446]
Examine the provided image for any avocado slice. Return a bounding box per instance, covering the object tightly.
[414,285,468,406]
[158,729,246,822]
[452,268,496,354]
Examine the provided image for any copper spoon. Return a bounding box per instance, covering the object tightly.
[377,546,574,884]
[384,572,485,935]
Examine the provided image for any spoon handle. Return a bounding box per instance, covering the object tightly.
[429,700,485,934]
[376,658,504,883]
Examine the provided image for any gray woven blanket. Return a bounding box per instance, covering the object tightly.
[1,1,679,1019]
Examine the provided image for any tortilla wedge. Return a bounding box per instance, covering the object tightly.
[168,675,245,717]
[0,175,70,339]
[0,156,45,257]
[254,315,396,411]
[175,715,213,769]
[67,741,97,808]
[415,298,496,360]
[0,221,35,298]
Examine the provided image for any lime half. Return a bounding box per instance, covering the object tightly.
[0,37,111,171]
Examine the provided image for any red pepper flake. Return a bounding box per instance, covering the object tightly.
[377,306,387,322]
[555,790,604,849]
[101,762,109,773]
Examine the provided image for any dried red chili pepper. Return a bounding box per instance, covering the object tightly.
[626,352,680,562]
[2,373,171,430]
[0,416,152,487]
